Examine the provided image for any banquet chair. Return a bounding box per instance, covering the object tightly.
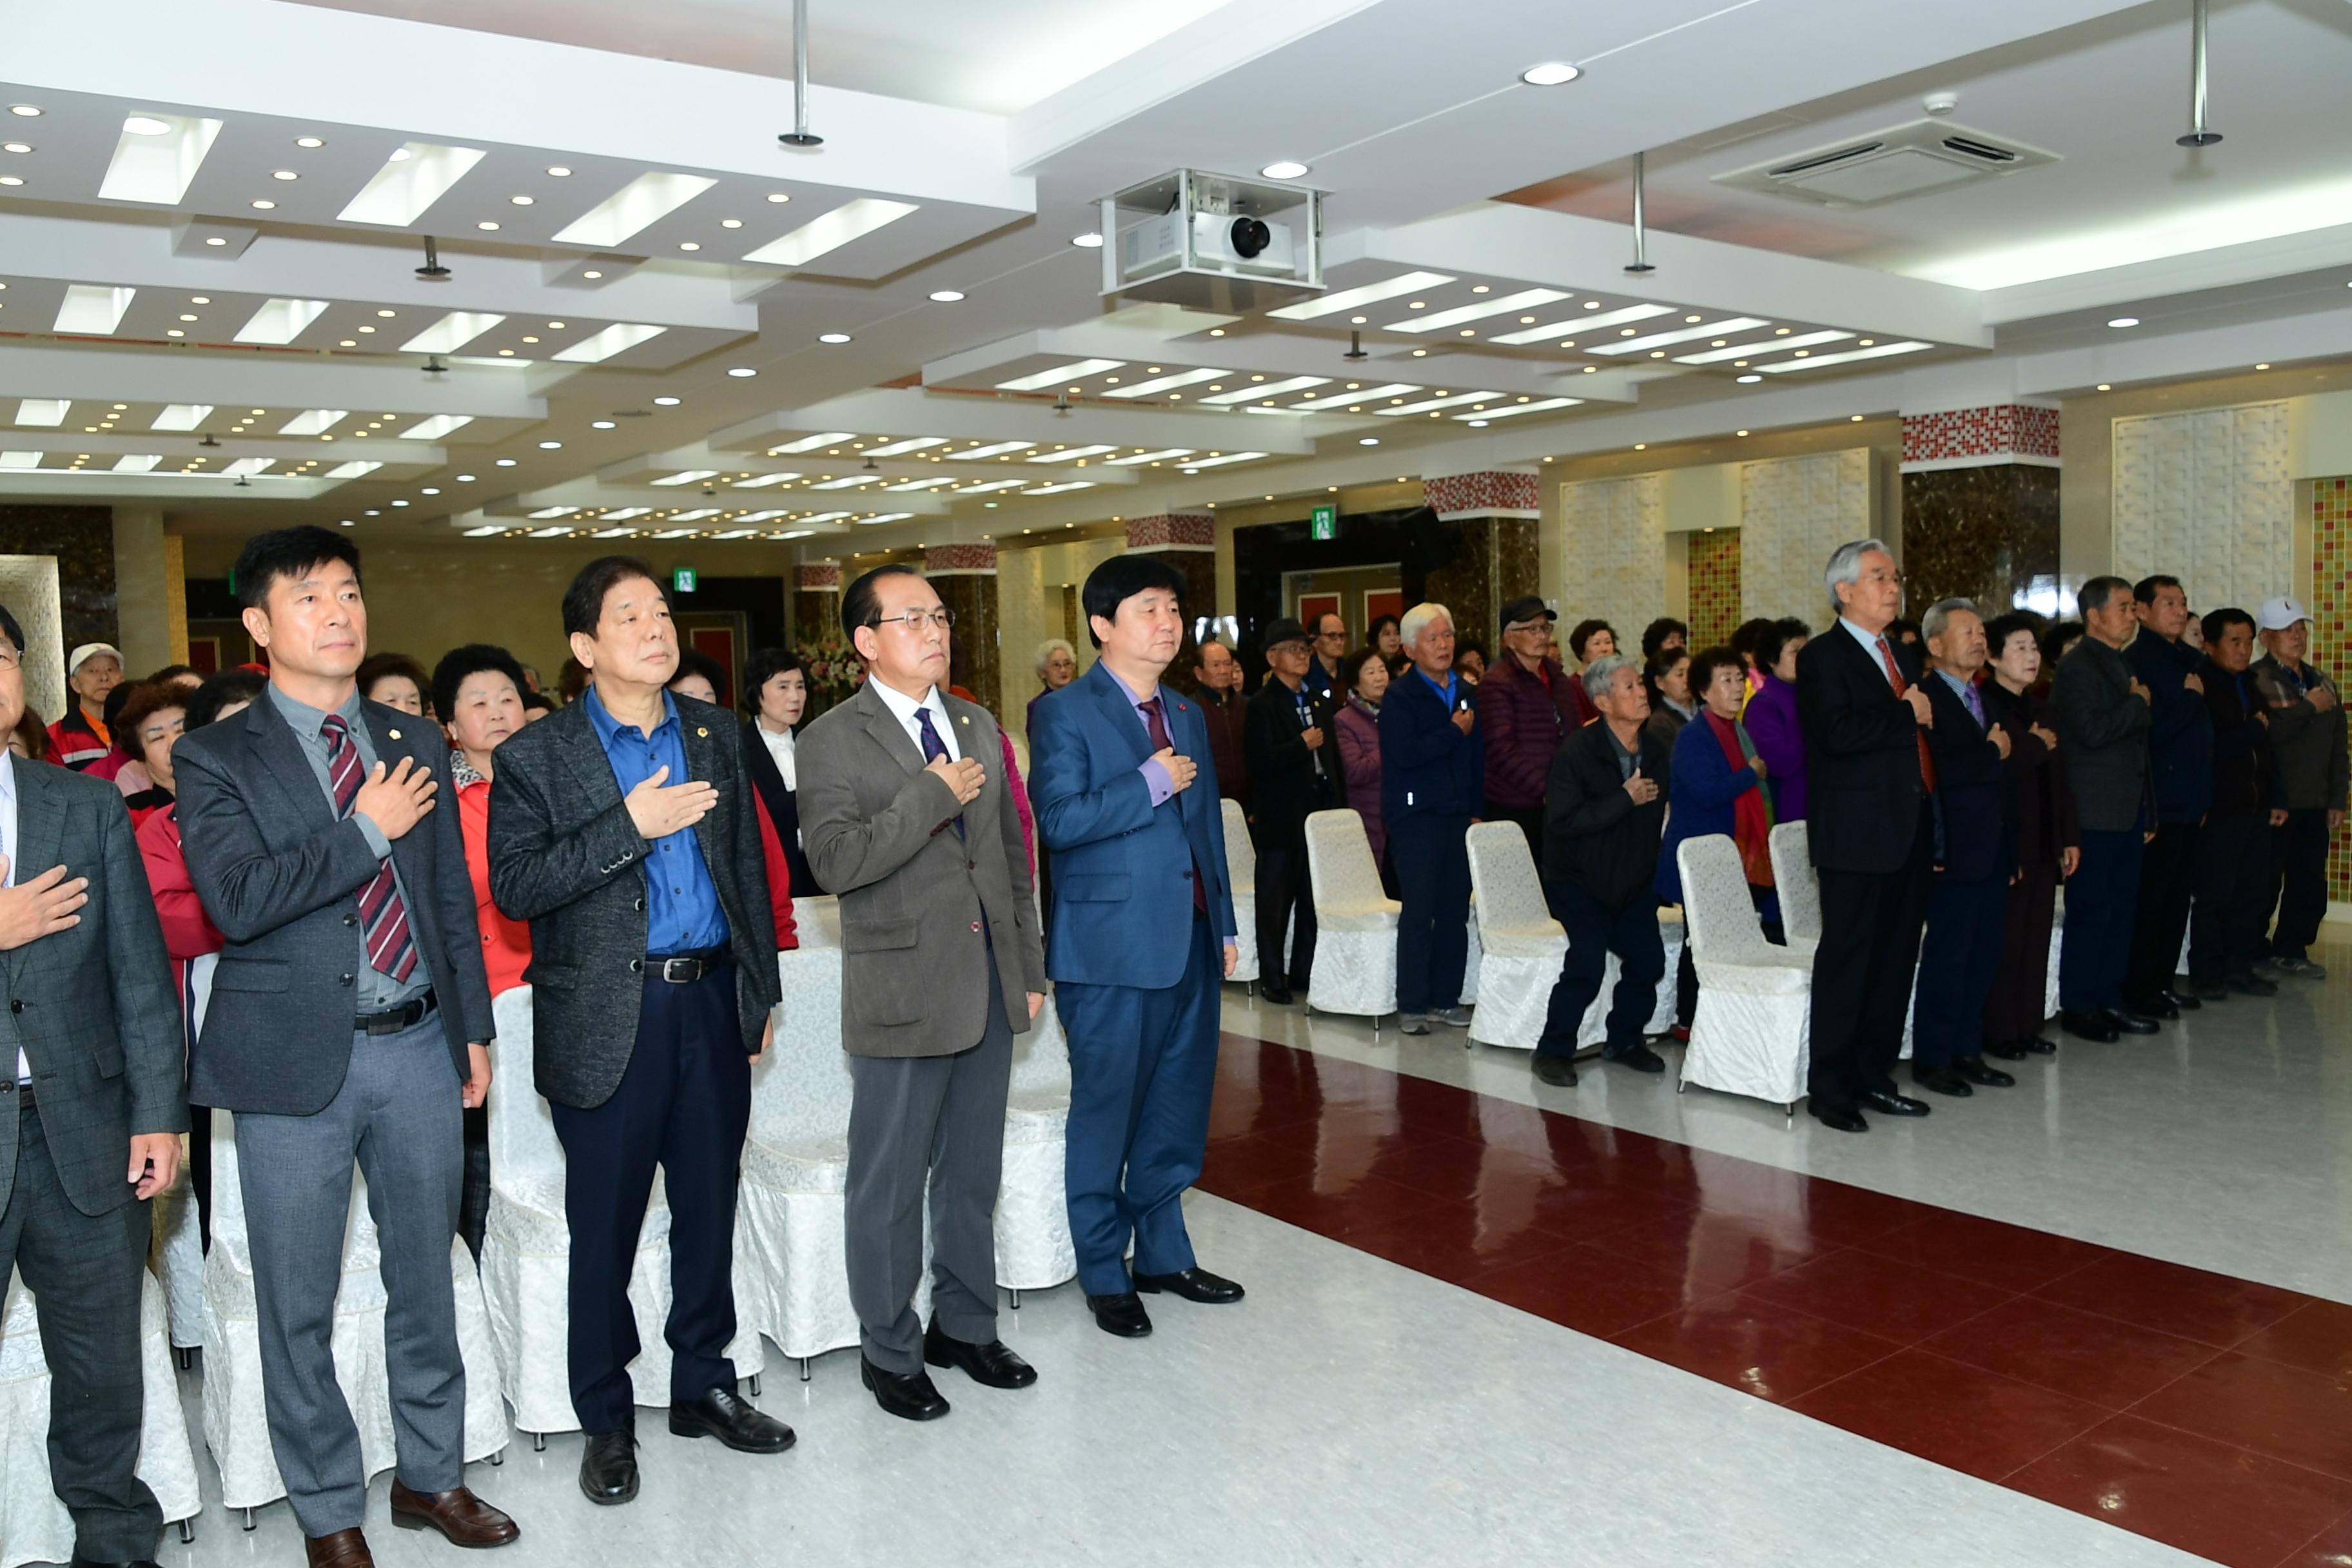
[0,1266,201,1565]
[1220,798,1259,988]
[1460,896,1484,1004]
[1302,809,1400,1025]
[996,993,1077,1303]
[1676,836,1812,1116]
[152,952,217,1366]
[1462,823,1566,1051]
[1650,907,1687,1036]
[1765,822,1822,962]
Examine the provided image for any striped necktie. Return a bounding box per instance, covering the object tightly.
[320,713,418,983]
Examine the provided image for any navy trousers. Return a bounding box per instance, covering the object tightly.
[1911,872,2009,1068]
[551,963,749,1433]
[1536,881,1665,1058]
[2061,829,2143,1014]
[1056,915,1221,1297]
[1389,813,1473,1016]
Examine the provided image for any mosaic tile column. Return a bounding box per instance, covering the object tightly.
[2311,478,2352,905]
[1899,404,2061,617]
[1686,529,1743,649]
[1424,469,1542,651]
[925,543,1000,722]
[791,562,839,644]
[1126,513,1218,658]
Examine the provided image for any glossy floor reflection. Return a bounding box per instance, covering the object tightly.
[1199,1021,2352,1568]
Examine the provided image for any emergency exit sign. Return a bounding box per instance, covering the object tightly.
[672,567,698,593]
[1309,502,1337,540]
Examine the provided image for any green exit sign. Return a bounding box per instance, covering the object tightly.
[1309,502,1337,540]
[672,567,698,593]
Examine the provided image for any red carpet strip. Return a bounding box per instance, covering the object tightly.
[1198,1034,2352,1568]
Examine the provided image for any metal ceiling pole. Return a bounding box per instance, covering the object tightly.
[2178,0,2222,147]
[1625,151,1656,274]
[779,0,823,148]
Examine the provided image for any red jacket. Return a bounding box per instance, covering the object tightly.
[137,805,223,1004]
[455,759,536,995]
[47,704,110,770]
[749,777,802,952]
[1476,654,1590,812]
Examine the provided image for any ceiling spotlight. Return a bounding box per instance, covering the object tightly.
[653,395,681,406]
[538,440,562,449]
[727,366,758,377]
[591,419,616,429]
[2096,382,2113,391]
[250,199,275,210]
[767,192,790,203]
[1520,62,1581,86]
[496,457,516,466]
[1736,373,1761,383]
[1,142,27,153]
[817,331,851,344]
[1071,233,1104,248]
[296,135,324,148]
[416,235,450,281]
[928,289,965,302]
[271,169,298,181]
[1260,161,1309,180]
[6,106,41,117]
[2108,317,2139,328]
[1358,437,1379,446]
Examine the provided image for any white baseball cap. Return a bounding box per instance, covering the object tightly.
[2255,596,2312,632]
[66,641,123,674]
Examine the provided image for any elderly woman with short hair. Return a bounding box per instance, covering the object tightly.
[1029,637,1077,738]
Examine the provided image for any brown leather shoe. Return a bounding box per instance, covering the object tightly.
[304,1529,374,1568]
[388,1482,521,1548]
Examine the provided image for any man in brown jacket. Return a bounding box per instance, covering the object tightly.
[1476,596,1585,854]
[798,564,1048,1424]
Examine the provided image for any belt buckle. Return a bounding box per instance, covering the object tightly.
[661,956,698,983]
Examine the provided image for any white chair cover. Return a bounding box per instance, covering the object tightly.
[1464,824,1565,1050]
[0,1267,199,1567]
[482,985,754,1436]
[1460,901,1483,1004]
[1571,909,1684,1050]
[151,952,217,1353]
[1302,810,1400,1019]
[2047,893,2066,1023]
[997,995,1076,1291]
[1676,836,1812,1111]
[205,1108,507,1509]
[1220,798,1259,986]
[1769,823,1821,948]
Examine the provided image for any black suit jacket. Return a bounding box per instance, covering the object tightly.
[177,691,494,1116]
[0,760,183,1217]
[1920,674,2008,882]
[487,691,779,1110]
[1542,720,1669,909]
[741,720,816,896]
[1242,679,1342,841]
[1797,624,1928,874]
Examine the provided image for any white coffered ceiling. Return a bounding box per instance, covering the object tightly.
[0,0,2348,553]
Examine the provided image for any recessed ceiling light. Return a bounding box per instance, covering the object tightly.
[204,236,226,245]
[721,217,743,228]
[509,194,533,206]
[538,440,561,449]
[580,270,602,279]
[476,220,499,230]
[495,457,516,466]
[818,331,851,344]
[2096,382,2112,391]
[1634,444,1647,451]
[7,107,41,118]
[1071,232,1103,248]
[678,240,700,251]
[0,175,21,186]
[2108,317,2139,328]
[455,473,476,481]
[296,136,324,148]
[547,320,565,328]
[727,366,758,377]
[767,192,790,203]
[250,199,275,210]
[1520,62,1581,85]
[177,312,198,322]
[1,143,27,153]
[652,395,681,406]
[1260,161,1309,180]
[547,166,571,177]
[928,289,965,302]
[271,169,297,181]
[123,114,173,136]
[1736,373,1761,383]
[165,329,183,337]
[1736,429,1750,436]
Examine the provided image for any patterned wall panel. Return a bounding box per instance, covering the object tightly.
[2112,403,2291,612]
[1427,470,1541,520]
[1902,404,2061,466]
[1126,513,1215,551]
[1556,474,1664,634]
[1739,449,1872,623]
[1686,530,1742,649]
[2313,478,2352,904]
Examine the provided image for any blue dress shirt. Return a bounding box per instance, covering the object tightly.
[584,685,730,954]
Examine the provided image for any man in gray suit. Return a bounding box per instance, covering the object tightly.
[799,564,1047,1421]
[0,598,184,1568]
[176,528,515,1568]
[487,556,787,1504]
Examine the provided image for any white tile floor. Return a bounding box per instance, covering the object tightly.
[1226,934,2352,1303]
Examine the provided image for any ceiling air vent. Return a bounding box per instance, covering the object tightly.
[1712,118,2058,207]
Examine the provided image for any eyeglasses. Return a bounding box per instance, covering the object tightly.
[0,647,21,671]
[868,608,955,633]
[1316,627,1347,641]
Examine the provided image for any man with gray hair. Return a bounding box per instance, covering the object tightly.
[1380,603,1484,1034]
[1792,539,1937,1132]
[1529,652,1670,1085]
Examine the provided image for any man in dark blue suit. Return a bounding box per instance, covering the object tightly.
[1381,603,1485,1035]
[1028,558,1240,1340]
[1908,599,2020,1099]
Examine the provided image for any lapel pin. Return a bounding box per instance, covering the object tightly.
[387,728,402,740]
[696,726,709,737]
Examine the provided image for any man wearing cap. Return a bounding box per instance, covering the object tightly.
[1244,617,1342,1005]
[1476,596,1583,857]
[2251,595,2345,979]
[49,643,124,770]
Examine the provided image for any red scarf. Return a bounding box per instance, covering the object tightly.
[1705,710,1774,887]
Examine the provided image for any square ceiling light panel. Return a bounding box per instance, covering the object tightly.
[55,285,136,335]
[99,113,224,204]
[553,172,718,248]
[741,199,919,267]
[340,142,487,226]
[551,323,666,364]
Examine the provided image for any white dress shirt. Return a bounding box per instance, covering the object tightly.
[756,721,798,790]
[1839,615,1902,689]
[0,750,23,1083]
[870,679,961,763]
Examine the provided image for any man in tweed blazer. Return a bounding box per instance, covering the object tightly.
[798,564,1046,1422]
[487,556,787,1505]
[0,598,183,1568]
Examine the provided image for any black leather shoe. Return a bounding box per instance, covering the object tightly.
[2161,988,2202,1011]
[1859,1088,1931,1117]
[1087,1292,1153,1337]
[860,1355,950,1420]
[2227,971,2279,997]
[2023,1035,2059,1055]
[2060,1009,2119,1043]
[1133,1267,1245,1304]
[1531,1053,1578,1087]
[1257,983,1293,1005]
[923,1321,1037,1389]
[669,1386,795,1452]
[1910,1066,1974,1097]
[2124,994,2180,1021]
[1983,1040,2030,1061]
[1955,1057,2015,1088]
[1604,1043,1667,1073]
[1812,1104,1870,1133]
[2104,1008,2161,1035]
[578,1427,638,1506]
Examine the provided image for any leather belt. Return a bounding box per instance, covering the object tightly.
[357,989,438,1037]
[633,947,729,984]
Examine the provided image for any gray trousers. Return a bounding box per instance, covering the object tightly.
[235,1019,464,1537]
[844,965,1013,1374]
[0,1105,160,1562]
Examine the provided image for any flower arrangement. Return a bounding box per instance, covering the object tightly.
[794,627,865,718]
